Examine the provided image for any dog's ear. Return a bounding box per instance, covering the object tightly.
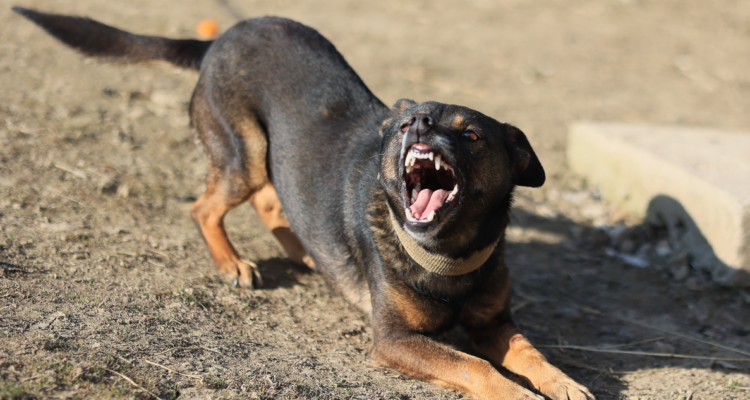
[392,98,417,112]
[504,127,545,187]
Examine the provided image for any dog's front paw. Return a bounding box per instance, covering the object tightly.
[535,367,594,400]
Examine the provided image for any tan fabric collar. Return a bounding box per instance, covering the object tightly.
[388,209,499,276]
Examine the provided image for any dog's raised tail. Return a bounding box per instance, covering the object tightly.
[12,7,212,70]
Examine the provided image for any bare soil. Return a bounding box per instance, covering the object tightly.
[2,0,750,399]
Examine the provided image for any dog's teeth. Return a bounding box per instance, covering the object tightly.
[405,208,416,221]
[429,152,434,161]
[435,154,442,171]
[427,210,435,222]
[446,183,459,202]
[411,188,418,204]
[406,165,412,174]
[415,182,421,193]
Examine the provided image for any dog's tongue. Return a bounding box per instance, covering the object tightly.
[410,189,448,219]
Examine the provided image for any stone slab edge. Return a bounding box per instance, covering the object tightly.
[567,122,749,280]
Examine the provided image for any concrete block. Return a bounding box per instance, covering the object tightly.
[567,122,750,286]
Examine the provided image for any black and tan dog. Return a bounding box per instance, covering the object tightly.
[14,7,594,399]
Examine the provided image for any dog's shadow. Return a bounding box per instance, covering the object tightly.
[255,257,314,289]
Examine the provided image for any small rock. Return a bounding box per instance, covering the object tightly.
[619,240,635,254]
[670,263,690,281]
[116,184,130,197]
[655,240,671,256]
[606,224,629,243]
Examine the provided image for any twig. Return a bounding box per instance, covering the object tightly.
[537,344,750,361]
[151,345,221,357]
[212,0,244,21]
[50,192,84,207]
[605,337,666,348]
[518,290,750,358]
[511,299,532,313]
[105,368,164,400]
[143,359,202,379]
[199,345,222,355]
[145,249,171,261]
[611,315,750,357]
[53,162,88,180]
[113,353,133,365]
[147,259,166,268]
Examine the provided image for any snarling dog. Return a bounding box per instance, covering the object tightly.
[14,7,595,399]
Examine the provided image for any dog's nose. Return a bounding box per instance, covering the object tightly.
[408,113,433,138]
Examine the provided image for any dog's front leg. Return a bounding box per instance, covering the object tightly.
[372,298,543,400]
[464,319,595,400]
[370,328,543,399]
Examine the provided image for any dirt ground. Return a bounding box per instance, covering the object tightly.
[2,0,750,399]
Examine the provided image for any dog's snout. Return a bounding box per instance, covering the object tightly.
[406,113,433,141]
[414,114,433,136]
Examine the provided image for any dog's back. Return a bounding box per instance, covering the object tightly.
[14,7,389,297]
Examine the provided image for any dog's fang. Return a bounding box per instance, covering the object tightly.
[429,152,434,161]
[406,165,412,174]
[435,154,442,171]
[427,210,435,222]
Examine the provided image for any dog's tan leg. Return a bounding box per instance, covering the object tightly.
[370,287,544,400]
[464,315,595,399]
[249,183,315,269]
[190,181,262,288]
[371,332,543,400]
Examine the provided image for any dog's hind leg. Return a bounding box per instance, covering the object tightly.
[189,82,271,288]
[190,179,262,288]
[249,184,316,270]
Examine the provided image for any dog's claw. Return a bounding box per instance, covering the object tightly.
[221,260,261,289]
[537,374,596,400]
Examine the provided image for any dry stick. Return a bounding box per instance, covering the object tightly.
[606,336,665,348]
[143,359,202,379]
[152,345,222,357]
[579,306,750,358]
[516,290,750,358]
[53,162,88,180]
[146,259,166,268]
[536,345,750,362]
[105,368,164,400]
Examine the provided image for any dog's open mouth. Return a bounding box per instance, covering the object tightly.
[402,143,460,224]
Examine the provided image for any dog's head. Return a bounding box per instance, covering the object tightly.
[379,99,544,256]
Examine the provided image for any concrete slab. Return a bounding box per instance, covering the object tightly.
[567,122,750,286]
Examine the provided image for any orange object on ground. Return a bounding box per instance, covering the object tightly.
[196,19,219,39]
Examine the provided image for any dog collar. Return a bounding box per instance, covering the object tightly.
[388,209,499,276]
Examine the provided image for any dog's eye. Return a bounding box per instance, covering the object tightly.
[462,131,479,141]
